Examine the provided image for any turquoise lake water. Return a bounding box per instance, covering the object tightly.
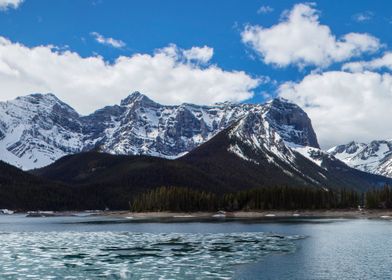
[0,215,390,279]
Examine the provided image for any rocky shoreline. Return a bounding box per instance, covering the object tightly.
[15,209,392,220]
[102,209,392,220]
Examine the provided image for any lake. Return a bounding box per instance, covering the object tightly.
[0,215,390,279]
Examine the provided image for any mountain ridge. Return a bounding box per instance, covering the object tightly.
[329,140,392,178]
[3,91,392,187]
[0,92,317,170]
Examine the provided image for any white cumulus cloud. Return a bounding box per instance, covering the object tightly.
[183,46,213,63]
[241,3,380,68]
[0,37,260,115]
[0,0,23,10]
[90,32,126,48]
[343,52,392,72]
[278,71,392,148]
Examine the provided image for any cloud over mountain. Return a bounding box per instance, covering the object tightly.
[0,37,260,114]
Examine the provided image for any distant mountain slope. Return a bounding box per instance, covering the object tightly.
[329,140,392,178]
[32,151,224,192]
[0,160,76,210]
[32,151,242,209]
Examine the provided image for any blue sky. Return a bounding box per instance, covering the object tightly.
[1,0,392,147]
[2,0,390,98]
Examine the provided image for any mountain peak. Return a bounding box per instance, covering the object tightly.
[328,141,364,155]
[263,97,320,149]
[30,92,56,98]
[16,92,60,103]
[266,97,301,110]
[120,91,157,107]
[12,93,79,116]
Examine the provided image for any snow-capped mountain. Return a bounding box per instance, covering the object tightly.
[3,90,385,186]
[1,92,321,170]
[227,99,319,167]
[82,92,260,158]
[329,140,392,178]
[226,107,325,186]
[225,102,340,187]
[0,94,84,170]
[224,98,337,175]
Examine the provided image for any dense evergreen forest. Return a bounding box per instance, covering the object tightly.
[130,186,361,212]
[365,186,392,209]
[131,186,392,212]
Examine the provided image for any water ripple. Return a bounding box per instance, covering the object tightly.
[0,232,304,279]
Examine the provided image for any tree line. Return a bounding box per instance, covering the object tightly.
[365,185,392,209]
[130,186,361,212]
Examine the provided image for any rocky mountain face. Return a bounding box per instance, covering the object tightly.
[329,140,392,178]
[82,92,257,158]
[0,94,84,170]
[263,98,320,149]
[0,92,320,170]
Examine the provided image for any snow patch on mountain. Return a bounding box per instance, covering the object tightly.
[329,140,392,178]
[292,146,324,167]
[227,143,259,165]
[0,93,83,170]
